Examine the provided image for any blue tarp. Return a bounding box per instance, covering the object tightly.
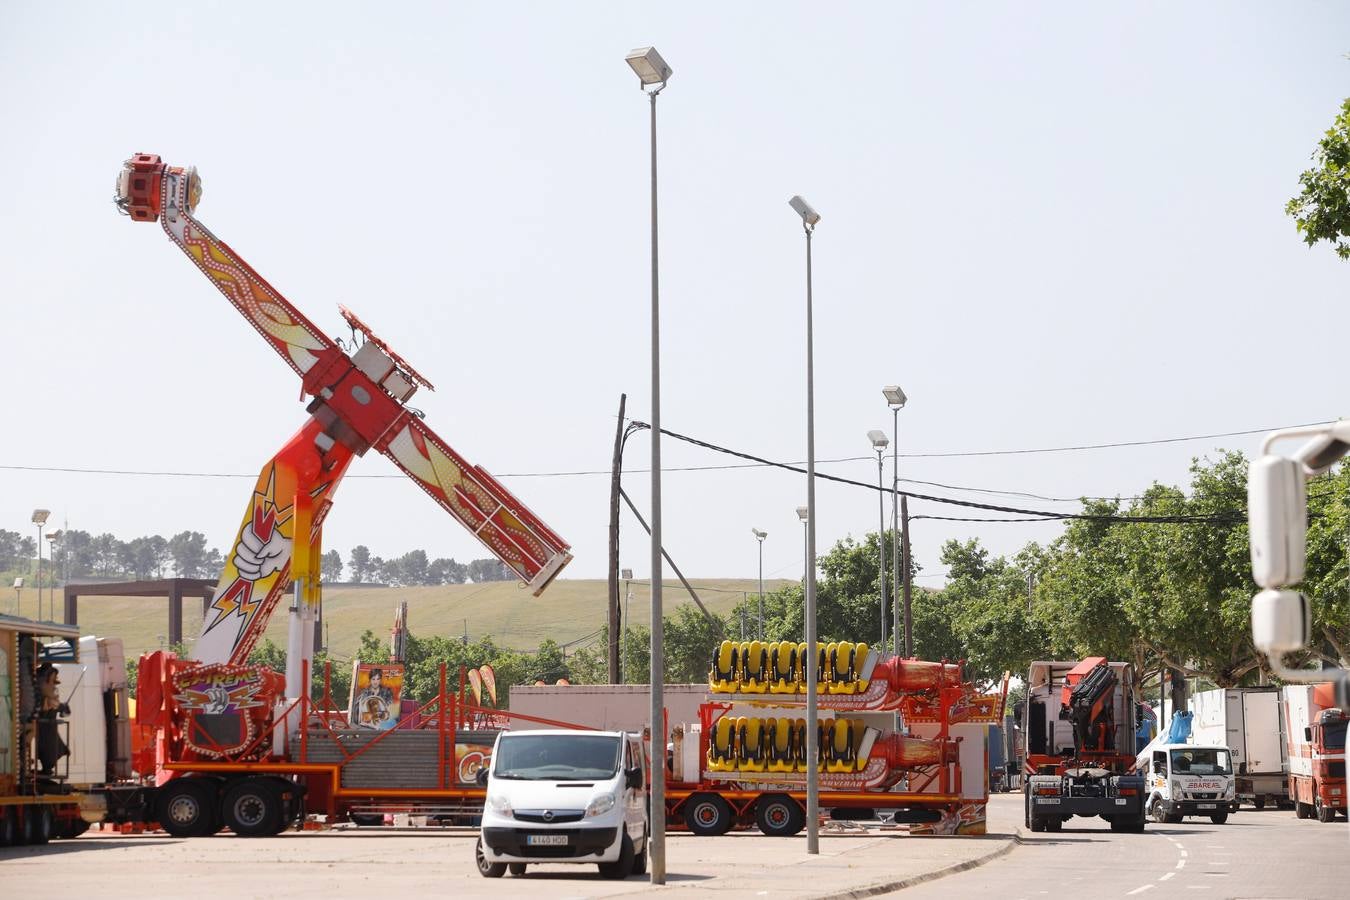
[1166,710,1193,744]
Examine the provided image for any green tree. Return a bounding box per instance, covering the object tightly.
[936,539,1050,685]
[1287,97,1350,259]
[321,549,343,583]
[348,545,372,582]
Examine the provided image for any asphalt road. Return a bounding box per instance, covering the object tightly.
[895,794,1350,899]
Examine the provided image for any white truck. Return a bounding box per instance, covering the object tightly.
[1189,687,1288,809]
[1136,741,1237,824]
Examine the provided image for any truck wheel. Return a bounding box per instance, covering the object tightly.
[475,838,506,878]
[1253,796,1266,810]
[28,807,53,845]
[756,794,805,837]
[1315,798,1336,823]
[1148,797,1166,824]
[157,778,219,838]
[1044,817,1062,832]
[1209,812,1228,825]
[1295,801,1311,819]
[0,808,14,846]
[221,778,283,837]
[598,832,636,879]
[350,814,384,827]
[684,793,733,836]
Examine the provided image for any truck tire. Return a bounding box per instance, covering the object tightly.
[221,778,283,837]
[0,808,14,846]
[475,838,506,878]
[1295,801,1312,819]
[756,794,805,837]
[1209,812,1228,825]
[28,806,53,845]
[157,778,219,838]
[1253,796,1266,810]
[684,793,733,836]
[1043,816,1062,833]
[1315,798,1336,823]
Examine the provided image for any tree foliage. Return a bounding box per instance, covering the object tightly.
[1287,97,1350,259]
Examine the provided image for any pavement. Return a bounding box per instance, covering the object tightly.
[1,797,1023,899]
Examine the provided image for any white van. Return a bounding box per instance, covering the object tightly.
[1137,742,1237,824]
[476,729,648,879]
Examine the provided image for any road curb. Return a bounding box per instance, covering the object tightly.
[810,832,1024,899]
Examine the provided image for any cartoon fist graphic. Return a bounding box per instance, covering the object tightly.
[233,522,288,581]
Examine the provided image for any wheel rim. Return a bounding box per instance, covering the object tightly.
[168,795,201,826]
[766,804,789,829]
[232,793,267,828]
[695,803,720,827]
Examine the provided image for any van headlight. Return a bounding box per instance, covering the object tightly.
[585,794,616,818]
[487,794,513,817]
[1225,783,1234,798]
[1172,780,1182,795]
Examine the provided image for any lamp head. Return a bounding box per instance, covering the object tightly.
[752,528,767,541]
[795,506,809,523]
[868,430,890,451]
[788,195,820,226]
[31,509,50,526]
[621,568,633,580]
[883,385,907,409]
[625,46,672,87]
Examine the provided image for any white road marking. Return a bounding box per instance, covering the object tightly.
[1160,872,1175,882]
[1176,858,1186,869]
[1180,849,1188,856]
[1186,886,1211,890]
[1127,886,1156,896]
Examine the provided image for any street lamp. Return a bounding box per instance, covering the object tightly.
[751,529,767,639]
[31,509,49,621]
[882,386,909,656]
[868,430,889,651]
[626,44,672,886]
[790,193,821,855]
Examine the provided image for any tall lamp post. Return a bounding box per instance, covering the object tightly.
[751,529,767,639]
[625,44,672,886]
[31,509,50,621]
[867,431,889,650]
[621,568,633,682]
[796,506,809,578]
[789,193,821,854]
[47,530,62,621]
[883,386,908,655]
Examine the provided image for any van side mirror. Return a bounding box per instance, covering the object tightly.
[625,766,644,789]
[476,767,489,787]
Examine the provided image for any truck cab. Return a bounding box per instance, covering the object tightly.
[1137,743,1236,824]
[477,730,648,880]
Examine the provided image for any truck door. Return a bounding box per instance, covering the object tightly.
[1243,692,1280,773]
[1225,691,1245,772]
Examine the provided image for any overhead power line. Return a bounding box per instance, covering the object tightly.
[627,422,1249,526]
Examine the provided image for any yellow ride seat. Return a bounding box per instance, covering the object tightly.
[737,641,753,687]
[816,718,835,772]
[828,640,856,693]
[796,642,809,693]
[826,718,856,772]
[851,719,868,771]
[709,715,737,771]
[852,642,870,690]
[742,640,768,692]
[817,644,831,693]
[741,717,767,771]
[709,640,738,692]
[769,642,797,693]
[791,718,808,772]
[767,718,794,772]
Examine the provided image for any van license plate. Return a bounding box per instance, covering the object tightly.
[526,834,569,846]
[1197,803,1216,810]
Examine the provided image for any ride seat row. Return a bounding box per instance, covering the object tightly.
[708,640,870,694]
[706,715,870,773]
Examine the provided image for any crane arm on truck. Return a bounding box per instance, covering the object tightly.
[1061,658,1117,756]
[114,154,573,673]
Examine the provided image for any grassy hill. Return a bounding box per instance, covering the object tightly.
[47,578,793,661]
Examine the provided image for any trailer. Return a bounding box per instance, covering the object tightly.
[662,640,1003,837]
[1189,687,1288,809]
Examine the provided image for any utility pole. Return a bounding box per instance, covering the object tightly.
[901,495,913,657]
[607,393,627,683]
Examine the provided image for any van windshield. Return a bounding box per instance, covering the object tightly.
[1170,748,1232,775]
[493,734,622,781]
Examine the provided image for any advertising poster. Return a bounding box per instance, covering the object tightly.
[349,663,404,730]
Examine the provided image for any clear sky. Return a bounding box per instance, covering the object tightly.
[2,2,1348,592]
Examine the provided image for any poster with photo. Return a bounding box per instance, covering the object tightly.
[348,663,404,730]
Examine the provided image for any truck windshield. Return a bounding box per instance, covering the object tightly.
[1325,721,1347,750]
[1170,748,1232,775]
[493,734,622,781]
